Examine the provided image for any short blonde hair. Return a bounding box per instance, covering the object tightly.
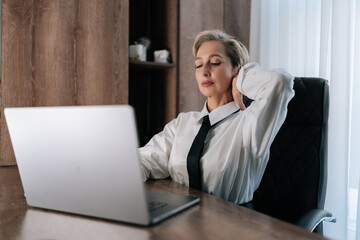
[193,30,249,68]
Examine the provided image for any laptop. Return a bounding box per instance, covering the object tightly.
[4,105,199,225]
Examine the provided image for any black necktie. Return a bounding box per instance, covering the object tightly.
[187,115,212,190]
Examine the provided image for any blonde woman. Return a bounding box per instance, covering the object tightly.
[139,30,294,205]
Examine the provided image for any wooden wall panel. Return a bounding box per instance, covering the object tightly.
[32,0,77,106]
[164,0,178,124]
[224,0,251,50]
[1,0,35,166]
[0,0,129,166]
[76,0,128,105]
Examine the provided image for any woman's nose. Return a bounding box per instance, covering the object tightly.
[202,64,210,76]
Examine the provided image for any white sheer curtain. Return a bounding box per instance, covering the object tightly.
[250,0,360,239]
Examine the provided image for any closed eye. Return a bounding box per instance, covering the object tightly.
[211,62,221,66]
[195,64,203,69]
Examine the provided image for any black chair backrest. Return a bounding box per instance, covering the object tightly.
[251,77,329,223]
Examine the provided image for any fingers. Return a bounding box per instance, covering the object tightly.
[232,75,246,111]
[234,92,246,110]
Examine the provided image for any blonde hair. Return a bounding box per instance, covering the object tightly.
[193,30,249,68]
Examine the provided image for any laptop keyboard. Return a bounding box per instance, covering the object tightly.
[149,201,168,212]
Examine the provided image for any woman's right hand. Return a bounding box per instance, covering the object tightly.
[232,72,246,110]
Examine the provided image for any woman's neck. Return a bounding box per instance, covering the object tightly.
[207,92,233,112]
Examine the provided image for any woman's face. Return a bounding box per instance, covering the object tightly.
[195,40,236,100]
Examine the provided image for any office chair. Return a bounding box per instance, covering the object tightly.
[244,77,336,233]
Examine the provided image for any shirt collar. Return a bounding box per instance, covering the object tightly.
[196,101,240,126]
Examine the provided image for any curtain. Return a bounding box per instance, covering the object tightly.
[250,0,360,239]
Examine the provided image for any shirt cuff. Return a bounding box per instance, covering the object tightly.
[236,62,259,93]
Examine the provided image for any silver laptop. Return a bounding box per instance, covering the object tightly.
[4,105,199,225]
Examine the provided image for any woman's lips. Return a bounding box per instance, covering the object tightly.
[201,81,214,87]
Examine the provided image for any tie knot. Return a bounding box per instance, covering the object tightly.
[202,115,211,127]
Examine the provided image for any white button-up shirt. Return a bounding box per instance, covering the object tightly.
[139,63,295,204]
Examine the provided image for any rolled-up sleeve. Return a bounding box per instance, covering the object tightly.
[237,63,295,185]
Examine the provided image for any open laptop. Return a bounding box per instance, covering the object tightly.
[4,105,199,225]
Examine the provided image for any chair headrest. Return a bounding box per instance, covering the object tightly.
[284,77,329,126]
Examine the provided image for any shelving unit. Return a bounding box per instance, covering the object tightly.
[129,60,176,69]
[129,0,178,146]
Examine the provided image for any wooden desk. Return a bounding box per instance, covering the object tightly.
[0,167,326,240]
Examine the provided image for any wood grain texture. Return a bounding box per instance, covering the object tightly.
[224,0,251,50]
[178,0,224,113]
[75,0,128,105]
[163,0,178,123]
[0,0,129,165]
[0,167,27,239]
[1,0,35,166]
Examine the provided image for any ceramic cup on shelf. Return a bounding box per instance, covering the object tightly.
[129,44,146,61]
[154,50,170,63]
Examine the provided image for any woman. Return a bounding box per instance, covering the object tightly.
[139,30,294,204]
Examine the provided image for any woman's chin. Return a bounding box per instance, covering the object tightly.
[199,88,214,97]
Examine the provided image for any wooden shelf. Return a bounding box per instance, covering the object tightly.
[129,60,176,69]
[129,0,178,146]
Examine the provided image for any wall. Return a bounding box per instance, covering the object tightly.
[0,0,129,166]
[0,0,251,165]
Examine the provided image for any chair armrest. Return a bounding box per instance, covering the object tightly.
[295,209,336,232]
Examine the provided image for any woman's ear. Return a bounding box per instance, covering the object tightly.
[233,66,242,77]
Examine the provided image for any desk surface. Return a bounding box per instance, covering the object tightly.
[0,166,326,240]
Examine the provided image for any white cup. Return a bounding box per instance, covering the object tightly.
[154,50,170,63]
[129,44,146,61]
